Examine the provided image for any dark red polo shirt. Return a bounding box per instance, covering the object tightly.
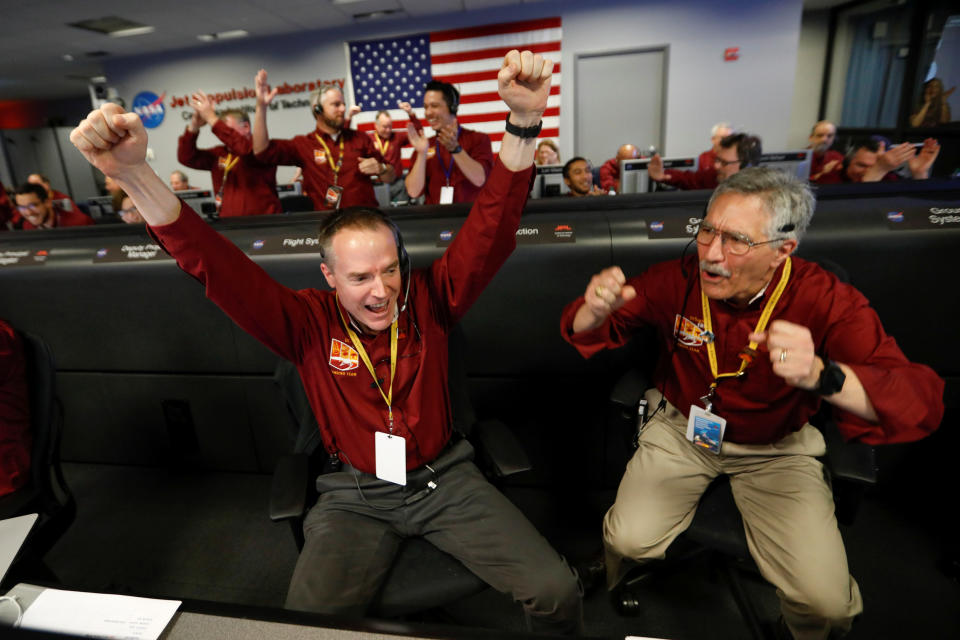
[177,121,282,217]
[408,127,493,205]
[256,128,386,211]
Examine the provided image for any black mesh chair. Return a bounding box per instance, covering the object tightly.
[0,331,75,585]
[268,324,531,618]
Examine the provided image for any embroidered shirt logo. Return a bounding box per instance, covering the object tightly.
[314,149,327,165]
[329,339,359,371]
[674,314,708,347]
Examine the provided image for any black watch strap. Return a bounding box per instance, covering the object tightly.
[504,114,543,138]
[815,358,846,396]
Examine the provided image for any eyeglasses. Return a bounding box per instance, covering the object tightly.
[15,203,43,213]
[119,207,139,216]
[696,221,784,256]
[713,156,740,167]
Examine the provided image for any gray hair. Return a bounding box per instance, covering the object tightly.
[711,122,732,136]
[708,167,815,245]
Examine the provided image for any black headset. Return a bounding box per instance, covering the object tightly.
[318,207,411,310]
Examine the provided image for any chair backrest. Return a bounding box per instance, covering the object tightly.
[280,195,315,213]
[19,332,58,492]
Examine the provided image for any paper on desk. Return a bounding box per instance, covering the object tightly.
[19,588,180,639]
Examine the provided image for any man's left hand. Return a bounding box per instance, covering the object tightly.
[909,138,940,179]
[749,319,821,389]
[437,122,459,152]
[498,50,552,126]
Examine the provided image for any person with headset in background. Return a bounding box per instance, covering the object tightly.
[252,73,394,211]
[177,90,281,217]
[70,49,582,634]
[818,137,940,184]
[648,133,762,191]
[560,167,943,639]
[27,173,82,216]
[405,80,494,205]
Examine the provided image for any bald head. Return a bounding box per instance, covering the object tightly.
[711,123,733,153]
[616,144,640,161]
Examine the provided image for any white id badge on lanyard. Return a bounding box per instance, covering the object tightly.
[375,431,407,485]
[686,405,727,455]
[439,185,455,204]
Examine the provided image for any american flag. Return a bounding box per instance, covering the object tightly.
[346,17,562,164]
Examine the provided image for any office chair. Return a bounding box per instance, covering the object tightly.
[0,331,76,585]
[268,324,532,618]
[606,260,878,639]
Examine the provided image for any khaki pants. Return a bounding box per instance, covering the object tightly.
[604,391,863,640]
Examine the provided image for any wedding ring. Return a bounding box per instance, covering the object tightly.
[779,349,788,363]
[595,286,604,297]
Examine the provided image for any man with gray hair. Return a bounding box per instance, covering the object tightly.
[698,122,733,172]
[252,71,395,211]
[560,167,943,639]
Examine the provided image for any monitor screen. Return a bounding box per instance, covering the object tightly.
[758,150,812,181]
[530,164,567,199]
[620,157,695,194]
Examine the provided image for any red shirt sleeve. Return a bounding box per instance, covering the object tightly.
[599,158,619,191]
[177,128,218,171]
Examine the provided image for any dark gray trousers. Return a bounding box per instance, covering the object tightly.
[285,439,582,634]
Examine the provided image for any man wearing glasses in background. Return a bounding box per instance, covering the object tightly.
[13,183,93,230]
[560,167,943,639]
[647,132,762,191]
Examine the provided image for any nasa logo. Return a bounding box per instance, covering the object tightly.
[650,221,664,232]
[132,91,166,129]
[887,211,904,223]
[96,248,108,258]
[252,239,265,250]
[439,230,453,242]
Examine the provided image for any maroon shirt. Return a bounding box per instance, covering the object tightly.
[178,121,281,217]
[660,166,718,191]
[408,127,493,205]
[697,149,718,172]
[19,203,95,230]
[599,158,619,192]
[149,158,532,473]
[256,128,385,211]
[370,130,409,179]
[0,320,30,496]
[810,150,844,183]
[561,257,943,445]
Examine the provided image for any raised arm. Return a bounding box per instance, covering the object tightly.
[252,69,278,155]
[177,92,219,169]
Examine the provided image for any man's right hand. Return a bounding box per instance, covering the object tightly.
[648,154,666,181]
[70,103,148,179]
[255,69,278,108]
[398,101,413,115]
[574,266,637,332]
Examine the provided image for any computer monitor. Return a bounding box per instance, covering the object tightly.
[85,196,116,218]
[529,164,567,199]
[758,150,812,181]
[619,157,696,194]
[176,188,217,215]
[276,182,303,197]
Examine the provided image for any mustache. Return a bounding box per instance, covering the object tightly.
[700,260,731,278]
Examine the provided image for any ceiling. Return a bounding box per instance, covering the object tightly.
[0,0,848,103]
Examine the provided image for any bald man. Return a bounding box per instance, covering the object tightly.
[599,144,640,193]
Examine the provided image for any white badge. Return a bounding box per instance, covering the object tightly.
[439,185,455,205]
[686,405,727,455]
[375,431,407,485]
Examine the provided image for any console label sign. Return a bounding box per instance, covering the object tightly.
[0,249,48,267]
[93,244,171,263]
[245,235,323,255]
[436,223,576,247]
[885,205,960,231]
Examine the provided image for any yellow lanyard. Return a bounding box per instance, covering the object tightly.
[374,133,390,156]
[221,153,240,181]
[336,294,399,431]
[700,257,792,399]
[315,134,345,184]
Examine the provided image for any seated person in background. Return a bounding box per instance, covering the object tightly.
[253,73,393,211]
[807,120,844,183]
[28,173,81,214]
[169,170,193,191]
[369,104,420,200]
[698,122,733,172]
[599,144,640,193]
[819,137,940,184]
[910,78,953,127]
[0,318,31,497]
[1,185,13,230]
[561,167,944,640]
[649,133,762,191]
[178,91,281,217]
[117,194,145,224]
[13,183,94,230]
[405,80,494,205]
[71,49,582,634]
[564,157,605,197]
[536,139,560,165]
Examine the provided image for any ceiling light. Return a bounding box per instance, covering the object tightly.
[110,26,155,38]
[197,29,249,42]
[69,16,154,37]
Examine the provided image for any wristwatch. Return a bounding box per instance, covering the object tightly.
[503,114,543,139]
[815,358,846,396]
